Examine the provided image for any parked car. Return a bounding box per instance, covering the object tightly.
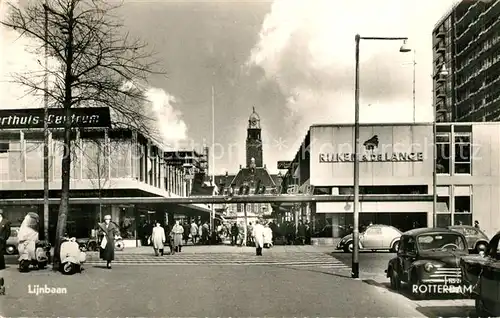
[386,228,469,297]
[336,224,401,253]
[5,226,20,255]
[461,231,500,317]
[448,225,488,253]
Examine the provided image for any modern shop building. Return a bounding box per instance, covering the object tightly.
[0,127,212,243]
[282,122,500,238]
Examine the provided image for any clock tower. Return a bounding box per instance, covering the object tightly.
[246,107,263,168]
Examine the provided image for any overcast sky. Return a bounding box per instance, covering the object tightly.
[0,0,459,174]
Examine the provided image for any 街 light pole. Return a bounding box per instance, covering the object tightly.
[352,34,410,279]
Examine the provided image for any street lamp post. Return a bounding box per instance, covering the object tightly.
[433,64,449,227]
[352,34,410,279]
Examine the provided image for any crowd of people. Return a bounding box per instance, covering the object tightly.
[137,218,313,256]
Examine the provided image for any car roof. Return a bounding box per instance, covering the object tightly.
[402,227,458,237]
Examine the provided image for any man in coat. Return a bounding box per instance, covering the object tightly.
[252,220,265,256]
[231,223,239,246]
[170,220,184,253]
[98,215,120,269]
[0,209,11,270]
[151,221,166,256]
[0,209,9,294]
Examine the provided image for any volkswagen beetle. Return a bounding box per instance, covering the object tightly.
[386,228,469,297]
[336,224,401,253]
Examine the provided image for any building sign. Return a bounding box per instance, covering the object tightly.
[0,107,111,129]
[319,152,424,162]
[277,160,291,169]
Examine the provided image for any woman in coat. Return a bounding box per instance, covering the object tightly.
[151,221,166,256]
[263,223,273,248]
[98,215,120,269]
[252,220,265,256]
[170,220,184,254]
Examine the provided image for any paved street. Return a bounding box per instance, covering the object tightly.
[1,264,426,317]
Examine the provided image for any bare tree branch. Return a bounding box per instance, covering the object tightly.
[1,0,165,267]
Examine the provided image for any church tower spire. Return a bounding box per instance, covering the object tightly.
[246,107,263,168]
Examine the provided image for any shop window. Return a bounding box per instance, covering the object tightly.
[437,214,452,227]
[436,133,451,174]
[454,133,471,174]
[237,204,242,212]
[0,141,21,181]
[110,141,132,178]
[454,185,472,225]
[25,141,44,180]
[81,141,108,181]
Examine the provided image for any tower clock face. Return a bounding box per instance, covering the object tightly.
[250,118,257,127]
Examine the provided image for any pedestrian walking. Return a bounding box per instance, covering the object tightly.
[183,221,190,245]
[475,220,480,229]
[202,221,209,244]
[252,220,265,256]
[170,220,184,253]
[151,221,166,256]
[297,221,306,245]
[231,223,239,246]
[98,215,120,269]
[247,222,254,246]
[197,221,203,244]
[190,221,198,244]
[263,223,273,248]
[0,209,11,295]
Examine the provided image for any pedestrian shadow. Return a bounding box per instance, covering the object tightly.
[362,279,471,301]
[266,264,351,279]
[415,306,476,317]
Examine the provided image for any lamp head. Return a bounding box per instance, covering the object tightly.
[399,40,411,53]
[439,64,449,76]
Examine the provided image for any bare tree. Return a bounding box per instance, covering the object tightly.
[2,0,163,268]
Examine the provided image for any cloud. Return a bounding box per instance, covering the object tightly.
[145,87,188,145]
[247,0,459,153]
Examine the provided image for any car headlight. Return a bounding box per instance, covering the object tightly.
[424,262,435,272]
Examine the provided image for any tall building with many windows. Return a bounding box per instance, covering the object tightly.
[433,0,500,122]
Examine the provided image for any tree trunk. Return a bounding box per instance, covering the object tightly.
[52,107,72,269]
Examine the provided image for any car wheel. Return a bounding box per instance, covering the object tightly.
[344,242,353,253]
[410,272,424,300]
[391,241,399,253]
[475,298,487,316]
[61,262,75,275]
[38,261,47,270]
[475,243,487,254]
[5,245,16,255]
[389,268,401,290]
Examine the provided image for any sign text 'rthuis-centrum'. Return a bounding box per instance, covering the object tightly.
[319,152,424,163]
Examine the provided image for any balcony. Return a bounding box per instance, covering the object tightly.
[436,45,446,53]
[436,102,448,113]
[436,91,446,99]
[437,76,446,83]
[457,17,500,58]
[436,29,446,38]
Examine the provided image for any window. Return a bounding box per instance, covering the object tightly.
[407,237,416,253]
[436,186,451,227]
[366,227,382,235]
[454,133,471,174]
[454,185,472,225]
[81,140,108,180]
[110,141,132,179]
[436,133,451,174]
[25,141,43,180]
[0,141,21,181]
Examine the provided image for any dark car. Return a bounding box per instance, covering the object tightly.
[5,226,19,255]
[386,228,469,296]
[448,225,488,253]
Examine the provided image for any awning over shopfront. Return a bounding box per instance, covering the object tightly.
[316,201,432,213]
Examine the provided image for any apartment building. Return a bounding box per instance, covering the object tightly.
[433,0,500,122]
